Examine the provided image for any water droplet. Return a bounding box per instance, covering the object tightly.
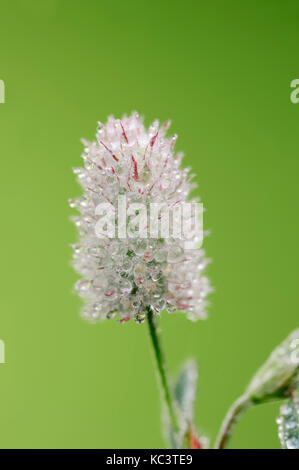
[106,312,116,320]
[79,195,89,208]
[134,239,148,256]
[286,420,297,430]
[135,313,146,323]
[69,198,77,208]
[167,245,184,263]
[152,298,166,311]
[104,289,118,302]
[71,244,83,254]
[144,251,154,262]
[132,298,141,310]
[154,249,167,263]
[282,405,293,416]
[84,159,94,170]
[75,280,91,292]
[88,246,102,257]
[119,279,132,294]
[151,270,161,282]
[134,262,146,278]
[167,305,176,313]
[286,437,299,449]
[121,259,133,273]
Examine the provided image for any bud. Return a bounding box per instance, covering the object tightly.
[246,328,299,403]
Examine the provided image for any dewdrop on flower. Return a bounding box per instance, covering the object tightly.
[70,112,211,323]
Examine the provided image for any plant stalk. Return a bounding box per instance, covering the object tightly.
[215,394,252,449]
[146,307,179,433]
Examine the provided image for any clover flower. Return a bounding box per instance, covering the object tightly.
[70,112,211,323]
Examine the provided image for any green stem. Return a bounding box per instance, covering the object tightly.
[146,307,179,433]
[214,394,252,449]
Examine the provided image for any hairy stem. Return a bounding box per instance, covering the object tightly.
[146,307,179,433]
[215,394,252,449]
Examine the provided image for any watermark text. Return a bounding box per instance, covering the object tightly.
[0,339,5,363]
[0,80,5,103]
[94,196,203,249]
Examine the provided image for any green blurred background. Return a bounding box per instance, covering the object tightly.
[0,0,298,449]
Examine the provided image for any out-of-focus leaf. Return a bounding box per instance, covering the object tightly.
[277,396,299,449]
[165,360,208,449]
[174,359,198,420]
[246,328,299,403]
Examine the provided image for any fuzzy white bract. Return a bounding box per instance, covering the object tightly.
[70,112,211,323]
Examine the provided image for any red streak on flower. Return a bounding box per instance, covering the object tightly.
[150,131,158,147]
[171,200,181,207]
[99,140,119,162]
[163,120,171,130]
[119,121,129,144]
[101,192,113,205]
[131,155,139,180]
[87,187,98,194]
[120,316,130,323]
[111,167,120,184]
[104,290,116,297]
[148,157,169,194]
[148,181,156,193]
[177,302,189,309]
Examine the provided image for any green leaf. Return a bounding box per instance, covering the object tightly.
[277,396,299,449]
[246,328,299,403]
[166,360,207,449]
[174,359,198,420]
[166,360,197,449]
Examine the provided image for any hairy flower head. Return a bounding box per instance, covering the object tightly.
[70,112,211,323]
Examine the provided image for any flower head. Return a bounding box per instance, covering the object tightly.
[70,112,211,323]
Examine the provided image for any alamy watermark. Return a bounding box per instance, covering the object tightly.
[0,80,5,103]
[94,196,203,249]
[290,79,299,103]
[0,339,5,363]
